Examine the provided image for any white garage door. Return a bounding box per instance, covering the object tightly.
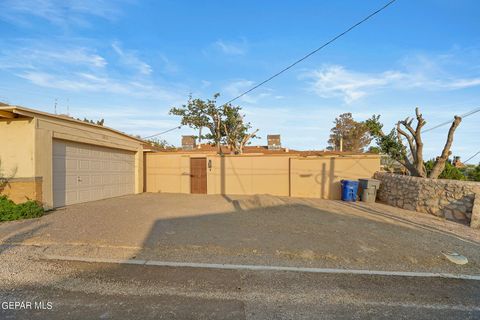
[53,140,135,207]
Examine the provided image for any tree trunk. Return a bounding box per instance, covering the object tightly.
[396,107,428,177]
[428,116,462,178]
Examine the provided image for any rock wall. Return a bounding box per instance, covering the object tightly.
[374,172,480,228]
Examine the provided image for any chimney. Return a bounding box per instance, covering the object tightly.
[181,135,196,150]
[267,134,281,150]
[453,156,463,168]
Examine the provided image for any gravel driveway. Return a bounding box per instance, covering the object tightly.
[0,193,479,274]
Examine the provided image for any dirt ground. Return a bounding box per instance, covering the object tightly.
[0,193,479,274]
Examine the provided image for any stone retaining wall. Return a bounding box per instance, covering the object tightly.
[374,172,480,228]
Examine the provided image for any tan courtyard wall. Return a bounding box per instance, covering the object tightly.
[291,156,381,199]
[145,153,190,194]
[145,153,380,199]
[207,155,290,196]
[0,177,42,204]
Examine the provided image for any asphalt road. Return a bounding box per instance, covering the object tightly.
[0,259,479,320]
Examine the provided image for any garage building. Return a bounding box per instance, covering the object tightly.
[0,105,144,209]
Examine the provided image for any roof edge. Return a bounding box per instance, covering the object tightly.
[0,105,145,143]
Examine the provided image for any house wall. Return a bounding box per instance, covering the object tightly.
[0,119,36,178]
[374,172,480,228]
[33,116,144,208]
[145,153,380,200]
[1,112,144,208]
[0,177,42,204]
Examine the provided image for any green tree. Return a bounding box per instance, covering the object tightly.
[328,113,371,152]
[76,117,105,126]
[464,164,480,181]
[145,138,175,150]
[425,159,465,180]
[368,146,381,154]
[170,93,258,154]
[170,93,223,153]
[366,107,462,178]
[222,104,259,154]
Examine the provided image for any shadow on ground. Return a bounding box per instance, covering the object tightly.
[1,193,480,319]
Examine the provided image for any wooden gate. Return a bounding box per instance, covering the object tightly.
[190,158,207,194]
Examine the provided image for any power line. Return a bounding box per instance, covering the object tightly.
[143,1,398,139]
[464,150,480,164]
[423,107,480,133]
[222,0,398,105]
[143,126,181,139]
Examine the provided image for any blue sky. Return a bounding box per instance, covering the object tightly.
[0,0,479,161]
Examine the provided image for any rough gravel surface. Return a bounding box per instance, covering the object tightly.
[0,193,479,274]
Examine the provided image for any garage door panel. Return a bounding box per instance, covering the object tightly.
[91,175,102,186]
[79,160,90,170]
[78,189,91,202]
[91,160,102,171]
[64,175,78,190]
[102,175,112,184]
[103,188,112,198]
[65,159,78,171]
[65,191,77,204]
[53,140,135,207]
[78,174,91,186]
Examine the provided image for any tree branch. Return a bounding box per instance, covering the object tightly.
[396,121,417,163]
[428,116,462,178]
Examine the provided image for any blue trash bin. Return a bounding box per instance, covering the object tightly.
[341,180,359,202]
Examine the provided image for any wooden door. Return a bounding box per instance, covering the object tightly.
[190,158,207,194]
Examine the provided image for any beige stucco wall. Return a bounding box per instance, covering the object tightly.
[145,153,380,199]
[290,156,381,200]
[207,155,290,196]
[0,119,35,178]
[145,153,190,194]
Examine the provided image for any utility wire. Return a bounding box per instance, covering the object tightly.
[143,126,181,139]
[222,0,398,105]
[464,150,480,164]
[423,107,480,133]
[143,1,397,139]
[144,1,397,139]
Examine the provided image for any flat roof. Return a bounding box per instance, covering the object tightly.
[0,104,145,143]
[151,144,379,157]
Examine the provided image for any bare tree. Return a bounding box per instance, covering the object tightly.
[366,107,462,178]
